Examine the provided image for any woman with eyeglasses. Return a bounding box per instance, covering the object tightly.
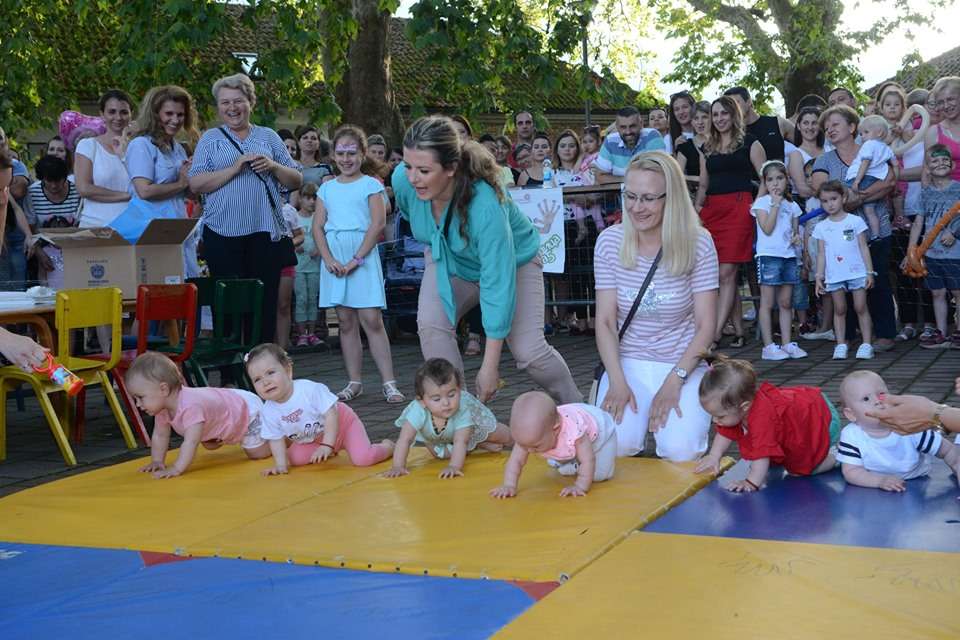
[923,76,960,181]
[593,152,718,460]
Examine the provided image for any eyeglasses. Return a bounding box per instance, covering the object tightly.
[931,97,958,109]
[622,189,667,207]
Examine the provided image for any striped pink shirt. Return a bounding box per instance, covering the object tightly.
[594,225,718,363]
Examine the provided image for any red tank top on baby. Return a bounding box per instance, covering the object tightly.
[716,383,833,475]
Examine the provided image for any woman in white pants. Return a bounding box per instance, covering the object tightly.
[594,152,719,460]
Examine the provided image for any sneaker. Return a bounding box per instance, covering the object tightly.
[782,342,808,359]
[855,343,875,359]
[919,326,938,342]
[295,335,309,347]
[761,343,790,360]
[920,330,950,349]
[801,329,835,341]
[832,344,848,360]
[895,326,917,342]
[307,334,324,347]
[742,307,757,322]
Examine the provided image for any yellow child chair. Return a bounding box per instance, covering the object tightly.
[0,288,137,465]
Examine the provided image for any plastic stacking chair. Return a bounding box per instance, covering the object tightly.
[111,284,198,446]
[0,288,137,466]
[183,279,264,390]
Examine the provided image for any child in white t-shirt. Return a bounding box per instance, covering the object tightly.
[813,181,875,360]
[244,343,394,475]
[837,370,960,491]
[846,115,897,241]
[751,161,806,361]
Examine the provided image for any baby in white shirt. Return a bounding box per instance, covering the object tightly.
[846,115,897,241]
[836,370,960,491]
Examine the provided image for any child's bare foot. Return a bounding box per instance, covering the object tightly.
[477,441,504,452]
[201,440,224,450]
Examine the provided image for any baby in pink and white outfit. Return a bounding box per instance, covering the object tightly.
[491,391,617,498]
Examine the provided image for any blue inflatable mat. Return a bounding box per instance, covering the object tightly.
[644,459,960,552]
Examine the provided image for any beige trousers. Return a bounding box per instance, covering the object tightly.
[417,250,583,404]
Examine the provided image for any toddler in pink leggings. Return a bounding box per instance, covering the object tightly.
[244,343,394,475]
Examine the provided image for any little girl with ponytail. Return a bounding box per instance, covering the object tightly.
[694,352,842,492]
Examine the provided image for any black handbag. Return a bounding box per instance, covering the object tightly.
[218,127,298,268]
[588,247,662,404]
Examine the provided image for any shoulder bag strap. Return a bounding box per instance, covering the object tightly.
[617,247,662,341]
[219,127,286,235]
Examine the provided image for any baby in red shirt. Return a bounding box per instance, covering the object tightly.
[694,353,842,492]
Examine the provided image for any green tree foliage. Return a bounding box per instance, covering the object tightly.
[405,0,651,119]
[0,0,354,135]
[656,0,954,112]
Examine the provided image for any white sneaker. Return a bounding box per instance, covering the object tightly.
[743,307,757,322]
[855,343,875,359]
[832,344,848,359]
[801,329,835,341]
[782,342,808,359]
[761,343,790,360]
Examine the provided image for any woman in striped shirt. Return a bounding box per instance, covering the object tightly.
[188,73,302,344]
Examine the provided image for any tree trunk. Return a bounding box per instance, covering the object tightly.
[335,0,404,146]
[780,61,829,115]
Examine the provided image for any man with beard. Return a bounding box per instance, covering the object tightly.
[593,106,665,183]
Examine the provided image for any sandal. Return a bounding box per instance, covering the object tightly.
[464,335,482,356]
[728,335,745,348]
[337,381,363,402]
[383,380,405,404]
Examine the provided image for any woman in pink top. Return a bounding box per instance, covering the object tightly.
[491,391,617,498]
[126,353,271,478]
[593,152,719,460]
[924,76,960,181]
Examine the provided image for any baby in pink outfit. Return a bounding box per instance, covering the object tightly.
[491,391,617,498]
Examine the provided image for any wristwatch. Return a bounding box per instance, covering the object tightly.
[672,366,688,383]
[353,254,365,266]
[931,403,949,432]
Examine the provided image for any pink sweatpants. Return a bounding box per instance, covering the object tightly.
[286,403,391,467]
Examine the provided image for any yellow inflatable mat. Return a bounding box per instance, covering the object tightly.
[496,532,960,639]
[0,448,729,582]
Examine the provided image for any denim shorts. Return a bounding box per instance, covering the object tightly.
[923,257,960,291]
[824,276,867,292]
[756,255,800,286]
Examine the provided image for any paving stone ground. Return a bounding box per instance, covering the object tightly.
[1,330,957,496]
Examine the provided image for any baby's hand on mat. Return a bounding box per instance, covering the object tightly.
[727,479,761,493]
[439,466,463,479]
[152,467,182,479]
[559,485,587,497]
[878,474,906,492]
[382,466,409,478]
[310,446,333,463]
[139,461,165,473]
[261,466,288,477]
[490,485,517,499]
[694,455,721,475]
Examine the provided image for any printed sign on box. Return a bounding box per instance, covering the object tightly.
[509,187,566,274]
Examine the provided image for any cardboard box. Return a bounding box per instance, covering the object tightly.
[39,219,198,298]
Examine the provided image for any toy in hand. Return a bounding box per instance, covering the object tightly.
[33,353,83,396]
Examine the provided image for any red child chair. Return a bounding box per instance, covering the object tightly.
[111,284,198,446]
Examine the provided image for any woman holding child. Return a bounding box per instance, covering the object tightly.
[393,115,581,405]
[594,152,718,460]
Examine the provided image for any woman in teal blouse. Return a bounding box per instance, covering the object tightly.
[394,116,581,403]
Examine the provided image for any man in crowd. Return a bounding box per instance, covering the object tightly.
[723,86,795,162]
[508,110,536,168]
[593,106,665,183]
[828,87,859,110]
